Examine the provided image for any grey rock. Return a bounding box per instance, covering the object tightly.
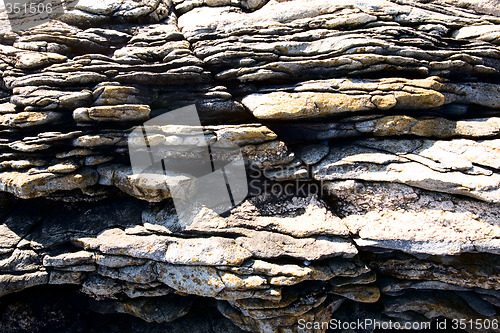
[77,228,253,266]
[0,272,49,297]
[237,231,357,261]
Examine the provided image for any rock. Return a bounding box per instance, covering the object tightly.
[93,296,192,323]
[43,251,95,268]
[242,77,447,120]
[144,194,350,237]
[0,249,41,272]
[73,105,151,123]
[237,231,357,261]
[314,139,500,203]
[97,262,157,284]
[211,124,277,147]
[4,72,107,89]
[156,263,225,297]
[0,169,98,199]
[0,112,62,128]
[240,141,294,167]
[298,144,329,165]
[77,228,252,266]
[457,292,497,317]
[0,0,500,331]
[329,284,381,303]
[11,86,92,110]
[453,25,500,43]
[242,92,375,120]
[383,291,486,320]
[93,85,152,106]
[48,271,86,285]
[0,272,49,297]
[373,254,500,290]
[95,254,147,268]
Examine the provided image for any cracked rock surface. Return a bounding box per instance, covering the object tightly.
[0,0,499,332]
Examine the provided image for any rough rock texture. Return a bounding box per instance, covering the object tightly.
[0,0,499,332]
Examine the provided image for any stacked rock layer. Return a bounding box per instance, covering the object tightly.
[0,0,499,332]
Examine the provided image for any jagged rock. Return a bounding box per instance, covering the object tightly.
[0,0,500,331]
[73,105,151,123]
[242,77,448,120]
[240,141,294,167]
[0,111,62,128]
[11,86,92,110]
[92,296,193,323]
[77,227,253,266]
[383,291,488,320]
[329,284,381,303]
[373,254,500,290]
[237,231,357,261]
[143,194,350,237]
[314,139,500,203]
[0,169,98,199]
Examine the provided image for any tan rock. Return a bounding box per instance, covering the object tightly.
[73,104,150,122]
[15,51,67,69]
[156,263,225,297]
[329,284,380,303]
[0,271,48,297]
[43,251,95,267]
[0,169,98,199]
[242,92,374,120]
[77,228,252,266]
[212,125,278,147]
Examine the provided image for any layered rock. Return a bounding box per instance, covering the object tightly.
[0,0,499,332]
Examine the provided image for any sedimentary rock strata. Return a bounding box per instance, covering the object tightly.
[0,0,499,332]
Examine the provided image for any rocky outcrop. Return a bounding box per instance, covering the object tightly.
[0,0,499,332]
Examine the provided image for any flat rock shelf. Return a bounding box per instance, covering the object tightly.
[0,0,499,332]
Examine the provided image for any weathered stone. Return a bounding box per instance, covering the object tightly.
[0,249,41,272]
[15,52,67,70]
[43,251,95,267]
[95,254,147,268]
[93,296,192,323]
[0,272,48,297]
[0,112,62,128]
[298,144,329,165]
[144,195,350,237]
[97,262,157,284]
[73,105,151,123]
[237,231,357,261]
[156,263,225,297]
[383,291,487,320]
[0,169,98,199]
[373,255,500,290]
[241,141,294,167]
[11,86,92,110]
[314,140,500,203]
[48,271,86,285]
[0,0,499,330]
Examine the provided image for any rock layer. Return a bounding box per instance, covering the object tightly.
[0,0,499,332]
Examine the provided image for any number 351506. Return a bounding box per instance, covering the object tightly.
[5,2,53,14]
